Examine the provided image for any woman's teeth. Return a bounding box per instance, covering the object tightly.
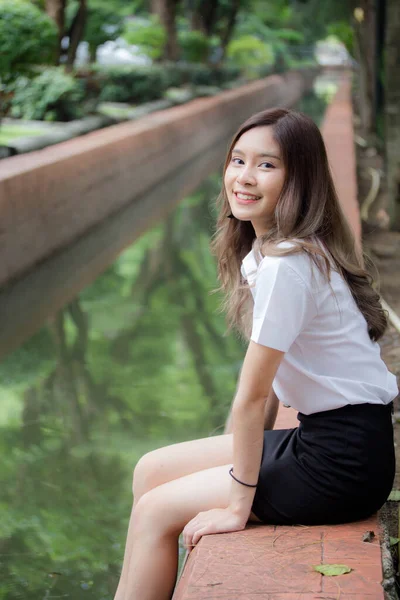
[235,192,260,200]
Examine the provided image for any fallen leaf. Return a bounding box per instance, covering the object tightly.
[362,530,375,542]
[313,564,352,576]
[389,537,400,546]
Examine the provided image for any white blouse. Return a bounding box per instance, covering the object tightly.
[241,244,399,415]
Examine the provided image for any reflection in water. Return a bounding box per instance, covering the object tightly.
[0,78,334,599]
[0,176,246,600]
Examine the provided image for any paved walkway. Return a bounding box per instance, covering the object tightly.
[173,73,387,600]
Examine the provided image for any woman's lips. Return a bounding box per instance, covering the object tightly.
[234,192,261,205]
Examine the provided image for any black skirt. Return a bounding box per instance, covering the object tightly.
[251,402,395,525]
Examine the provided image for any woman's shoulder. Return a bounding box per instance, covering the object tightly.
[243,238,334,290]
[258,241,313,276]
[257,239,336,297]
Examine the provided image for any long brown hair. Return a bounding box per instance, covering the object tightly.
[210,108,387,341]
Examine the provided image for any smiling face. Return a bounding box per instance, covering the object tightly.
[224,126,286,237]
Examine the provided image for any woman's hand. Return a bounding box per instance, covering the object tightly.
[182,508,248,551]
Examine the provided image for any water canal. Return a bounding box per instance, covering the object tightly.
[0,73,338,600]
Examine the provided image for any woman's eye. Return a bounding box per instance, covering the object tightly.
[231,157,243,165]
[260,162,274,169]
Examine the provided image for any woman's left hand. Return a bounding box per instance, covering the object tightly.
[182,508,248,550]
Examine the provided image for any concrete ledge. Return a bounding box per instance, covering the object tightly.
[0,134,232,360]
[173,515,384,600]
[3,114,117,154]
[173,73,386,600]
[0,68,317,289]
[174,406,386,600]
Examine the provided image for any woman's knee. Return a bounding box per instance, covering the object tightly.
[133,489,183,537]
[132,449,164,501]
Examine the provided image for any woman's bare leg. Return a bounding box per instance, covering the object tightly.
[125,462,260,600]
[113,434,234,600]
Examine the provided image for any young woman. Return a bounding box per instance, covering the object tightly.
[113,108,398,600]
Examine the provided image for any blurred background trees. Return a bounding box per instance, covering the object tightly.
[0,0,58,82]
[0,0,399,228]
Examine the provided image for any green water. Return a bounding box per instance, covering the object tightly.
[0,78,334,599]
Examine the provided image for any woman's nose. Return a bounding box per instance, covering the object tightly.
[236,166,256,186]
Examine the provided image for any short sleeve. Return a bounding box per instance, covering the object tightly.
[250,258,317,352]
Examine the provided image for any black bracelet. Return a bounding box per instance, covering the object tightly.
[229,467,258,488]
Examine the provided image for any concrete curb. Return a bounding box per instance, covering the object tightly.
[0,68,317,289]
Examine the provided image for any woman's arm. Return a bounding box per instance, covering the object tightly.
[224,379,280,433]
[229,341,284,520]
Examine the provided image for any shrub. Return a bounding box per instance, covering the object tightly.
[212,65,241,86]
[94,64,171,104]
[159,63,186,88]
[172,62,223,86]
[227,35,274,78]
[122,16,166,61]
[10,68,85,121]
[0,0,57,82]
[178,30,210,63]
[90,61,242,104]
[180,62,213,85]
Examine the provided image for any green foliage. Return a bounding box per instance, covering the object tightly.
[123,16,166,60]
[227,35,274,78]
[313,77,339,104]
[0,0,57,82]
[0,328,55,389]
[178,29,211,63]
[73,0,126,61]
[178,62,211,85]
[94,64,171,104]
[213,64,241,85]
[234,10,305,74]
[172,62,240,86]
[90,62,240,104]
[0,172,249,597]
[9,68,85,121]
[289,0,353,46]
[247,0,293,30]
[327,21,354,55]
[275,28,304,44]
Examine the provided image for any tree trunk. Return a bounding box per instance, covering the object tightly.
[152,0,181,61]
[365,0,378,132]
[353,0,377,136]
[45,0,67,64]
[190,0,219,36]
[384,0,400,229]
[375,0,386,122]
[66,0,88,69]
[219,0,241,60]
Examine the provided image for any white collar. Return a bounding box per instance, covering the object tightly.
[241,248,260,287]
